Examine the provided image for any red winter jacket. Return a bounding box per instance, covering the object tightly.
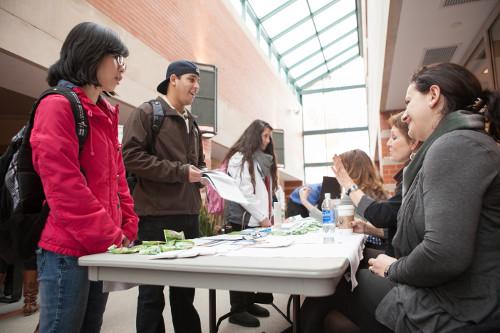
[30,86,138,257]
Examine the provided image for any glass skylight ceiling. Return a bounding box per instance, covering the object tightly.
[238,0,361,93]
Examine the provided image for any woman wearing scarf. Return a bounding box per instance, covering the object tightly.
[224,120,278,328]
[314,63,500,333]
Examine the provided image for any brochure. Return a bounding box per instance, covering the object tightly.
[202,170,249,204]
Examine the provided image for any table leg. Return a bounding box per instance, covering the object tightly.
[292,294,300,333]
[209,289,216,333]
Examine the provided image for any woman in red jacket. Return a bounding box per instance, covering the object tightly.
[30,22,138,333]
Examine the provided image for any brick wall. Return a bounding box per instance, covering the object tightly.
[87,0,300,127]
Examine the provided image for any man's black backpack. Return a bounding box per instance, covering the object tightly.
[0,86,88,264]
[126,99,165,192]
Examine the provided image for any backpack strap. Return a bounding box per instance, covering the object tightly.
[147,99,165,154]
[30,86,89,152]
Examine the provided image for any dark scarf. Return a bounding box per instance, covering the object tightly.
[403,110,484,194]
[253,150,274,177]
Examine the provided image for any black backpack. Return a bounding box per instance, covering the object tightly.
[0,86,88,264]
[126,99,165,192]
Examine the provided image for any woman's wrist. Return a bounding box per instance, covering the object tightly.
[384,262,392,278]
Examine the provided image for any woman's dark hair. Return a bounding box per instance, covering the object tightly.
[225,120,278,192]
[411,62,500,141]
[47,22,129,88]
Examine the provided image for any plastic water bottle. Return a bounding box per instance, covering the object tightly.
[321,193,335,243]
[273,201,283,228]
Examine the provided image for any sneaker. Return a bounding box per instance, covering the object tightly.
[229,311,260,327]
[247,303,270,317]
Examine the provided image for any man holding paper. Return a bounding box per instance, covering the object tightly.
[122,60,205,333]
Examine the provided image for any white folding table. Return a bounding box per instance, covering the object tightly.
[79,252,349,333]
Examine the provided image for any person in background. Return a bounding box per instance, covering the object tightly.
[286,183,321,218]
[299,149,387,250]
[122,60,205,333]
[224,119,278,328]
[31,22,138,333]
[332,111,419,256]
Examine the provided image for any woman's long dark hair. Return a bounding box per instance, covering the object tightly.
[47,22,129,88]
[411,63,500,141]
[225,120,278,192]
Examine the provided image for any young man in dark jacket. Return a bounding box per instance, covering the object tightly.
[122,60,206,333]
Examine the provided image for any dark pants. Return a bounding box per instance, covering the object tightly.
[136,215,201,333]
[300,269,394,333]
[228,223,273,313]
[285,199,309,218]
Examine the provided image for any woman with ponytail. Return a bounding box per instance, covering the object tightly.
[300,63,500,333]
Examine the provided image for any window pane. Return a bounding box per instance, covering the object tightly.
[305,166,334,184]
[306,57,365,90]
[259,35,270,56]
[325,131,369,157]
[313,0,356,31]
[323,33,358,60]
[273,21,317,53]
[304,131,369,164]
[302,87,367,131]
[304,135,327,163]
[263,1,310,38]
[295,64,328,87]
[245,14,257,38]
[281,38,322,66]
[319,16,358,46]
[249,0,289,17]
[288,53,324,78]
[308,0,338,12]
[326,47,358,70]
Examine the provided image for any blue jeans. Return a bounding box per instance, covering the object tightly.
[37,249,109,333]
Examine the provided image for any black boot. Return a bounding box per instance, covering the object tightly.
[247,303,270,317]
[229,311,260,327]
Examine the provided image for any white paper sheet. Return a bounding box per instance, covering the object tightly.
[202,170,249,204]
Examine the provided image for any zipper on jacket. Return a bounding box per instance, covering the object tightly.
[87,109,95,156]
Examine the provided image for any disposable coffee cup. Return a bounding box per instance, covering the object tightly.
[336,205,354,230]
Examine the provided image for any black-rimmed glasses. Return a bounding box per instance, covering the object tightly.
[114,55,127,71]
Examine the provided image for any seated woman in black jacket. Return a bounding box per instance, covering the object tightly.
[332,111,418,256]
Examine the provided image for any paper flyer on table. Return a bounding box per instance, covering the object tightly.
[202,170,249,204]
